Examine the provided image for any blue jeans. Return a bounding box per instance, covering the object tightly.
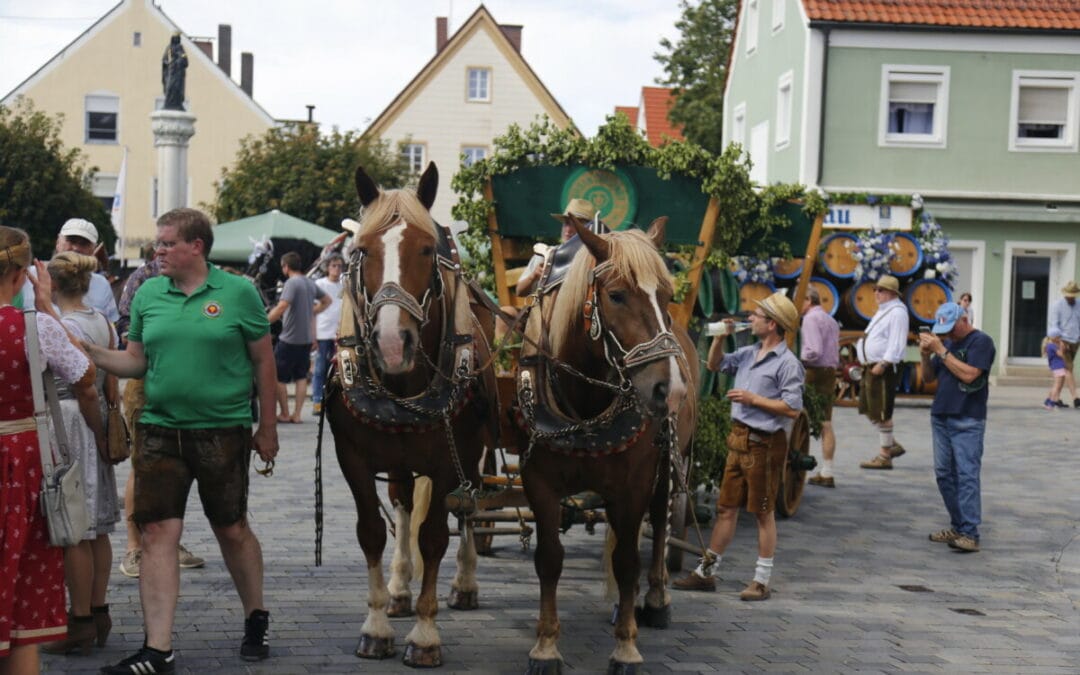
[312,339,336,404]
[931,415,986,539]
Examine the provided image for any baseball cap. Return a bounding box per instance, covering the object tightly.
[932,302,964,335]
[59,218,99,246]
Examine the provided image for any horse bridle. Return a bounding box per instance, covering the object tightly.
[345,244,445,339]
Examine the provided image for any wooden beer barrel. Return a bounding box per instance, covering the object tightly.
[818,233,859,279]
[838,279,879,328]
[905,277,952,326]
[773,257,804,281]
[738,281,776,311]
[808,277,840,317]
[889,232,923,278]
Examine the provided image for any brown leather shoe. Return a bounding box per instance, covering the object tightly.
[888,443,906,458]
[739,581,771,601]
[929,528,959,543]
[948,534,980,552]
[859,454,893,470]
[41,615,95,655]
[671,572,716,592]
[808,475,835,488]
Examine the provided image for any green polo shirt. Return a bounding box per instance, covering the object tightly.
[128,265,269,428]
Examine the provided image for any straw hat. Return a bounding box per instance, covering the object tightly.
[874,274,900,294]
[756,291,799,334]
[550,198,597,223]
[1062,280,1080,297]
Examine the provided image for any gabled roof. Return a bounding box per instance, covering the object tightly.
[802,0,1080,31]
[2,0,275,124]
[639,87,684,147]
[363,5,572,138]
[614,106,639,123]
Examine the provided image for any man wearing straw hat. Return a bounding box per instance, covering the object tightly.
[1048,280,1080,407]
[858,274,910,470]
[673,290,804,601]
[514,198,605,297]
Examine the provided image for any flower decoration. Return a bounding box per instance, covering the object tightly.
[916,211,956,288]
[731,255,774,285]
[848,228,900,282]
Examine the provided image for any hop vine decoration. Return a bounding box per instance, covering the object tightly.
[849,228,900,282]
[917,211,957,288]
[731,256,774,285]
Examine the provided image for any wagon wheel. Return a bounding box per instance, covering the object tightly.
[474,527,495,556]
[776,411,811,518]
[665,455,691,572]
[836,342,860,404]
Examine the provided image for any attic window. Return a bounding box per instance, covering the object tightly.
[133,31,141,47]
[1010,71,1078,152]
[467,68,491,102]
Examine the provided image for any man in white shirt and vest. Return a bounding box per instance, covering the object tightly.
[857,275,909,469]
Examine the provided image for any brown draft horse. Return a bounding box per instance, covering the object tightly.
[325,163,499,668]
[516,217,698,674]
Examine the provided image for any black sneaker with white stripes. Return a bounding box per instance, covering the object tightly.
[99,646,176,674]
[240,609,270,661]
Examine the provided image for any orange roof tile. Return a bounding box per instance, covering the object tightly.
[639,87,685,147]
[801,0,1080,30]
[615,106,639,125]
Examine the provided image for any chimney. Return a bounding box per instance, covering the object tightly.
[500,25,522,52]
[218,24,232,76]
[436,17,448,52]
[241,52,254,96]
[193,39,213,59]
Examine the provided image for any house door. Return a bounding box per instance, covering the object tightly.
[1009,255,1050,358]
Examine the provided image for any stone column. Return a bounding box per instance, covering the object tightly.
[150,109,196,214]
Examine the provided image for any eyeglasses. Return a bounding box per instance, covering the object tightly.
[153,239,179,250]
[751,311,768,319]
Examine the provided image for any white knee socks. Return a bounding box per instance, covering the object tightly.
[693,549,722,578]
[820,459,834,478]
[753,557,774,586]
[879,424,894,449]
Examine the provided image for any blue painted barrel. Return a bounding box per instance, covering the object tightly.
[738,281,776,312]
[889,232,924,278]
[905,277,953,325]
[808,277,840,317]
[818,233,860,279]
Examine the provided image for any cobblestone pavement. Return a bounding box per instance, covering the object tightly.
[41,386,1080,674]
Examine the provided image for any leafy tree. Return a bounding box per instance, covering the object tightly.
[211,124,410,228]
[0,98,113,256]
[654,0,737,154]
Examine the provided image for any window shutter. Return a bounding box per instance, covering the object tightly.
[889,81,937,104]
[1018,86,1068,124]
[86,95,119,113]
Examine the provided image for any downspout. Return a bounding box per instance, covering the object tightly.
[815,27,831,185]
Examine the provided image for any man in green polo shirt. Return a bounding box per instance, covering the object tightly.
[87,208,278,675]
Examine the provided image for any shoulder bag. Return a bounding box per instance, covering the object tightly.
[25,308,89,547]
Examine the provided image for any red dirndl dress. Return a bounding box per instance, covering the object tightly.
[0,306,66,655]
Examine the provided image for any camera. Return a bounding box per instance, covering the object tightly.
[918,326,931,334]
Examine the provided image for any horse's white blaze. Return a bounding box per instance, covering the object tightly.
[528,635,563,661]
[361,566,393,639]
[375,221,407,368]
[387,502,413,598]
[610,640,644,664]
[452,519,479,593]
[644,282,687,411]
[405,617,440,648]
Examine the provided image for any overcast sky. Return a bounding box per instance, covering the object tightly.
[0,0,682,136]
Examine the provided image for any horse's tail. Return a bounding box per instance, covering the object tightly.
[409,476,432,581]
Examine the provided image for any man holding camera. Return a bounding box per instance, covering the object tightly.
[857,275,909,470]
[918,302,995,553]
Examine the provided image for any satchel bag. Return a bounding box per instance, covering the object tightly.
[25,308,90,548]
[104,329,130,462]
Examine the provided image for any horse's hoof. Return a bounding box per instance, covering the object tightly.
[635,602,671,629]
[447,588,478,610]
[526,657,564,675]
[388,595,413,617]
[607,659,642,675]
[403,642,442,668]
[355,634,395,659]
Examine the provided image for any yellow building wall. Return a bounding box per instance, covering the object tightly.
[6,0,272,257]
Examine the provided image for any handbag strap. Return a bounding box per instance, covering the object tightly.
[23,308,72,482]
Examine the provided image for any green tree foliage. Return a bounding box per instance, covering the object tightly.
[0,98,113,256]
[211,124,410,228]
[654,0,737,154]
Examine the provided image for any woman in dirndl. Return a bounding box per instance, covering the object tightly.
[40,252,119,656]
[0,227,102,674]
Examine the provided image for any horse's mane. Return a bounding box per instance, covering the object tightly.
[549,229,673,355]
[356,188,437,238]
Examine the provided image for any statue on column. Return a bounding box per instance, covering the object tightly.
[161,34,188,110]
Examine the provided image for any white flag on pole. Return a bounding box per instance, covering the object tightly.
[110,147,127,264]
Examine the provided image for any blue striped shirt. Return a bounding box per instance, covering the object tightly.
[717,343,805,433]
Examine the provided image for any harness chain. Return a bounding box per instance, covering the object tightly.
[314,391,326,567]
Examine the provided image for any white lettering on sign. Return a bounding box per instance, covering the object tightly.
[823,204,913,231]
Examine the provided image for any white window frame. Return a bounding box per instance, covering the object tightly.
[771,0,784,32]
[731,102,747,148]
[461,146,487,167]
[401,143,425,173]
[85,93,119,144]
[466,67,491,102]
[878,65,950,149]
[775,71,793,149]
[745,0,759,55]
[1009,70,1079,153]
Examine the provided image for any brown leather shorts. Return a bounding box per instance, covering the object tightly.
[132,423,251,527]
[804,366,836,421]
[858,365,901,423]
[717,423,787,514]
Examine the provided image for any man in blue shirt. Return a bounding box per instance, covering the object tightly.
[1047,281,1080,407]
[919,302,996,553]
[672,291,804,600]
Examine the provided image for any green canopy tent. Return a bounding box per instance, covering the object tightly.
[209,210,338,263]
